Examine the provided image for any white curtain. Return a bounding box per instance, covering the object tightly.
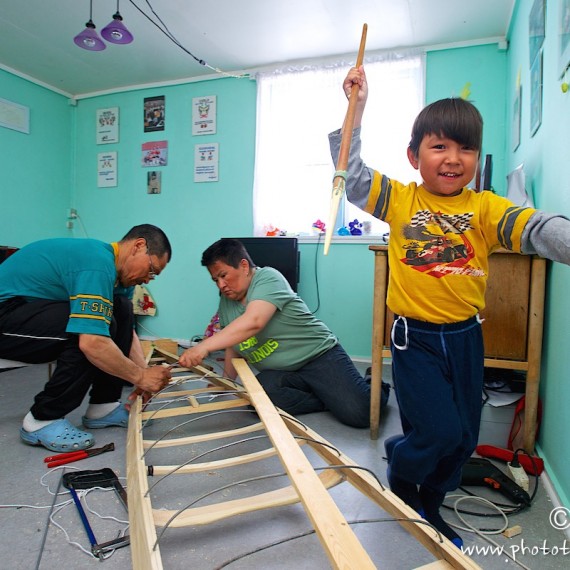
[253,52,425,236]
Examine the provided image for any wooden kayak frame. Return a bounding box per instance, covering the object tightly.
[127,340,481,570]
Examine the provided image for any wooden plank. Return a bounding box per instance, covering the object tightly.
[150,440,307,475]
[152,469,343,527]
[233,358,377,570]
[143,421,265,449]
[127,397,164,570]
[141,397,250,420]
[279,412,482,570]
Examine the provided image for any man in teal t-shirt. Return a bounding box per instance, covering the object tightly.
[0,224,173,452]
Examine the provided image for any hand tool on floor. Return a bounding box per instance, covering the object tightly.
[461,457,531,506]
[62,468,130,559]
[44,442,115,468]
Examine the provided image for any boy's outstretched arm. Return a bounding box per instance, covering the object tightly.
[327,66,375,214]
[342,65,368,131]
[522,211,570,264]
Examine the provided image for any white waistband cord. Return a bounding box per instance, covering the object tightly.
[476,313,484,324]
[391,315,409,351]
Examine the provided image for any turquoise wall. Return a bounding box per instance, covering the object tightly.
[70,78,256,343]
[0,69,72,245]
[426,44,508,195]
[505,0,570,507]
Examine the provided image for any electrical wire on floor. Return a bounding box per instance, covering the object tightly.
[214,517,440,569]
[310,231,323,314]
[1,466,130,564]
[443,494,533,570]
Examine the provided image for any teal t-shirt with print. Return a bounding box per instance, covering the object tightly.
[0,238,131,336]
[218,267,336,371]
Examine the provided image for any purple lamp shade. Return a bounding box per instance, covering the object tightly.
[73,20,106,51]
[101,13,134,44]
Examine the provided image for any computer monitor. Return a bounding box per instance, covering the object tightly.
[226,237,300,291]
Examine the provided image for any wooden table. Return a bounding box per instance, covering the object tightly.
[368,245,546,453]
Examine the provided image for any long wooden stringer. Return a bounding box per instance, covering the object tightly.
[233,358,375,569]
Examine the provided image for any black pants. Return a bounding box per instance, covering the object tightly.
[0,296,134,420]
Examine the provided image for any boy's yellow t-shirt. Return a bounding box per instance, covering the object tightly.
[365,171,536,323]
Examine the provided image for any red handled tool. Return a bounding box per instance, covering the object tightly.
[44,442,115,468]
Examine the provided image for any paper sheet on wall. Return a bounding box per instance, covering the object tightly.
[97,151,117,187]
[194,143,219,182]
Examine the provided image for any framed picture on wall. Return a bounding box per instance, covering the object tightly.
[147,171,162,194]
[560,0,570,78]
[0,97,29,134]
[530,51,543,137]
[512,85,522,151]
[144,96,165,132]
[529,0,546,66]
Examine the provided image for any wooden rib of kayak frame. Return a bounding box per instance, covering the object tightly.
[127,340,481,569]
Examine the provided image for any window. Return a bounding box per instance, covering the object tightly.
[253,52,425,237]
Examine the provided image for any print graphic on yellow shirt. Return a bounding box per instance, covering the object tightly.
[400,209,485,279]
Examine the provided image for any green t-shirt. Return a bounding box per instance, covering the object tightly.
[218,267,337,371]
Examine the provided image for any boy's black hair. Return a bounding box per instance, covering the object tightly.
[408,98,483,156]
[120,224,172,261]
[201,238,256,269]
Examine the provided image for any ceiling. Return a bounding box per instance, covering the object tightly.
[0,0,514,98]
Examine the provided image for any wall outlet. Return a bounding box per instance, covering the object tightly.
[66,220,74,229]
[68,208,78,219]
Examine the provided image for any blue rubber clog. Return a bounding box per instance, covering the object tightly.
[82,404,129,429]
[20,418,94,452]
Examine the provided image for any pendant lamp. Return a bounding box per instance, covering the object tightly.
[73,0,106,51]
[101,1,134,45]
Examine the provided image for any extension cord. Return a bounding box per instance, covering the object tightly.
[508,461,530,492]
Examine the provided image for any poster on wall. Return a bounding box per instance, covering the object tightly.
[194,143,219,182]
[529,0,546,66]
[144,95,165,132]
[142,140,168,166]
[96,107,119,144]
[147,171,162,194]
[97,151,117,187]
[0,97,29,134]
[192,95,217,135]
[560,0,570,78]
[530,51,543,137]
[512,85,521,151]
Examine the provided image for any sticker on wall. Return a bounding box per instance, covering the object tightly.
[144,96,165,132]
[142,140,168,166]
[147,171,162,194]
[96,107,119,144]
[97,151,117,187]
[192,95,217,135]
[194,143,219,182]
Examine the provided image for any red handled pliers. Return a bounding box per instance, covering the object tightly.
[43,442,115,468]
